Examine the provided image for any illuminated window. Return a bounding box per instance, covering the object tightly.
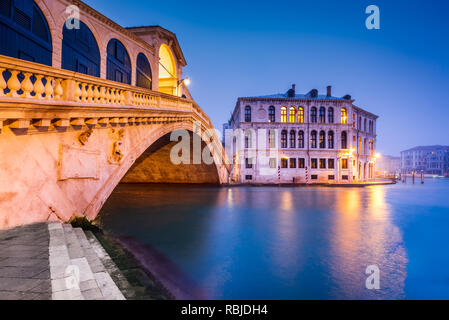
[281,106,287,123]
[319,107,326,123]
[245,106,251,122]
[341,108,347,124]
[328,131,334,149]
[298,130,304,148]
[311,158,318,169]
[328,159,335,169]
[268,106,275,122]
[281,130,288,148]
[341,131,347,149]
[290,130,296,148]
[342,159,348,169]
[298,107,304,123]
[281,158,288,168]
[311,130,317,148]
[298,158,305,168]
[290,158,297,168]
[269,130,276,148]
[289,107,296,123]
[319,131,326,148]
[311,107,317,123]
[328,107,334,123]
[358,137,362,153]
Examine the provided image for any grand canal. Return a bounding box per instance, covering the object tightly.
[97,179,449,299]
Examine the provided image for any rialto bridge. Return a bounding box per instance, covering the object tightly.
[0,0,230,229]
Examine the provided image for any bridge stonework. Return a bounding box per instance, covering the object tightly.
[0,0,229,229]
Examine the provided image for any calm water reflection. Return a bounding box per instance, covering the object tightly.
[98,179,449,299]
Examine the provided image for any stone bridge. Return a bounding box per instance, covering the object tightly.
[0,0,229,229]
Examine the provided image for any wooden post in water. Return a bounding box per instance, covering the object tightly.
[421,171,424,184]
[412,172,415,184]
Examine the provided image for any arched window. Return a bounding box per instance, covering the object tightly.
[310,130,317,148]
[298,107,304,123]
[107,39,131,84]
[358,116,362,130]
[281,106,287,123]
[245,106,251,122]
[364,138,367,154]
[289,107,296,123]
[319,107,326,123]
[319,130,326,148]
[328,107,334,123]
[341,131,347,149]
[136,53,152,89]
[364,118,367,132]
[0,0,52,65]
[290,130,296,148]
[281,130,288,148]
[311,107,317,123]
[358,137,362,153]
[62,20,100,77]
[369,121,373,134]
[268,106,275,122]
[341,108,347,124]
[328,131,334,149]
[298,130,304,148]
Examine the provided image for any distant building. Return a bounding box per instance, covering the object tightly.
[225,85,378,184]
[376,155,400,176]
[400,146,449,175]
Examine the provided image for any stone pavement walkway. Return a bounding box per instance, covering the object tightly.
[0,222,126,300]
[0,223,51,300]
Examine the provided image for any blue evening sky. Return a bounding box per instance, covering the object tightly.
[84,0,449,156]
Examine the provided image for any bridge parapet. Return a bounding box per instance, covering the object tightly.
[0,56,222,134]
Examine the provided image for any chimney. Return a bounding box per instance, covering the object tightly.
[287,84,296,97]
[327,85,332,97]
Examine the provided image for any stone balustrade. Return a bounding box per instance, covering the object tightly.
[0,55,215,132]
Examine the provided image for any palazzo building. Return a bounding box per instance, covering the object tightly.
[226,85,378,184]
[401,146,449,176]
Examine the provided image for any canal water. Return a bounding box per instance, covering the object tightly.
[97,179,449,299]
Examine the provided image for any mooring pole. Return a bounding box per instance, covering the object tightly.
[421,171,424,184]
[412,172,415,184]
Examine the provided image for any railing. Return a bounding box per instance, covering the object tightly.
[0,55,191,112]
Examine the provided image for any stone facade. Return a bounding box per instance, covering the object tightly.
[226,85,378,184]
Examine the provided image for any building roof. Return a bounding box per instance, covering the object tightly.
[126,25,187,66]
[401,145,449,153]
[242,93,347,101]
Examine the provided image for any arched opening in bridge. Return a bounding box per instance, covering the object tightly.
[121,131,220,184]
[62,19,100,77]
[136,52,152,90]
[158,44,177,96]
[0,0,52,65]
[107,38,131,84]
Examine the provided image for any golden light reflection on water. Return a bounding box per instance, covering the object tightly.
[330,187,407,299]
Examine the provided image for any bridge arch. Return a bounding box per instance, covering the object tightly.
[62,19,101,77]
[0,0,52,65]
[84,121,226,220]
[158,43,177,95]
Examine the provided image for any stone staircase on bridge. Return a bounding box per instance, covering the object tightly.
[48,222,127,300]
